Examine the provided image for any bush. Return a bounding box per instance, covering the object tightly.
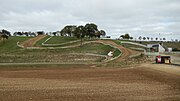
[172,48,179,51]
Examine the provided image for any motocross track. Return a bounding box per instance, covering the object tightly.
[95,40,138,61]
[20,35,46,47]
[0,39,180,101]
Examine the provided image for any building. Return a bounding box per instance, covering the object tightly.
[146,43,165,53]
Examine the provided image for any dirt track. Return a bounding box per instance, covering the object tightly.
[96,40,138,61]
[1,39,180,100]
[0,64,180,101]
[20,35,46,47]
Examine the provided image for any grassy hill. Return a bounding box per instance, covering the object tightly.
[46,36,79,44]
[34,35,51,47]
[116,40,180,51]
[0,36,121,63]
[0,36,32,54]
[135,41,180,50]
[35,36,82,47]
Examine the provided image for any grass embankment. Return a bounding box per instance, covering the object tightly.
[113,40,145,52]
[0,37,120,63]
[133,41,180,50]
[42,36,92,47]
[46,36,79,44]
[116,40,180,51]
[0,36,32,53]
[35,36,83,47]
[34,35,51,47]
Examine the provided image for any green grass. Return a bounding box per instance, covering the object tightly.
[113,49,121,58]
[116,40,180,51]
[113,40,122,45]
[72,43,114,55]
[45,36,79,44]
[0,43,120,63]
[0,36,32,54]
[163,42,180,50]
[34,35,51,47]
[132,41,180,50]
[0,37,121,64]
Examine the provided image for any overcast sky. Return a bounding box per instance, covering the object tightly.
[0,0,180,40]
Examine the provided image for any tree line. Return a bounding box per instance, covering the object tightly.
[60,23,106,39]
[0,29,11,43]
[1,23,106,39]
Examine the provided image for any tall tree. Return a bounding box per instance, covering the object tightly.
[74,25,86,46]
[120,33,132,39]
[74,26,85,38]
[143,37,146,40]
[151,37,153,41]
[84,23,98,38]
[138,36,142,40]
[147,37,150,40]
[1,29,11,36]
[155,37,158,41]
[60,25,77,36]
[0,34,8,43]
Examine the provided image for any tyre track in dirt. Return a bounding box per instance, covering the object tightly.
[95,40,138,62]
[19,35,47,48]
[0,66,179,101]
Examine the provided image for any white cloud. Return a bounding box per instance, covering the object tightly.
[0,0,180,40]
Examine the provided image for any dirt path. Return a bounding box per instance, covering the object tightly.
[0,65,179,101]
[20,35,46,47]
[140,63,180,76]
[96,40,138,61]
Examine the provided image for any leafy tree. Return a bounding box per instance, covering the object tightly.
[120,33,132,39]
[138,36,142,40]
[95,31,101,38]
[60,23,105,39]
[84,23,98,38]
[100,30,106,36]
[155,37,158,41]
[37,31,45,35]
[60,25,77,37]
[151,37,153,41]
[52,32,57,36]
[74,25,85,38]
[0,29,10,43]
[147,37,150,40]
[0,34,8,43]
[74,25,86,46]
[1,29,11,36]
[143,37,146,40]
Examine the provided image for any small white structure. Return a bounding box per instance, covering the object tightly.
[147,44,165,53]
[168,48,172,52]
[108,51,113,57]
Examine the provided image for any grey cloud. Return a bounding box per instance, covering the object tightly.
[0,0,180,40]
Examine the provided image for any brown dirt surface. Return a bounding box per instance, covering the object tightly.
[20,35,46,47]
[0,64,180,101]
[93,40,141,67]
[1,39,179,100]
[95,40,138,61]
